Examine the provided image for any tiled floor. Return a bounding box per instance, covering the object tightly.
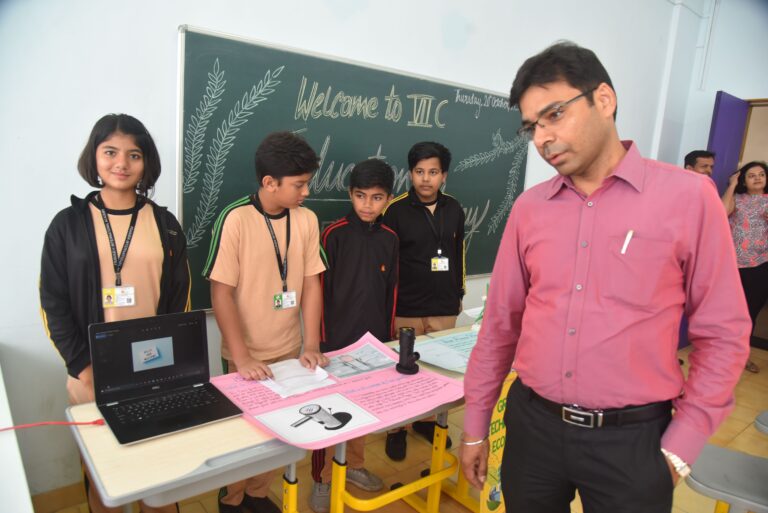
[53,346,768,513]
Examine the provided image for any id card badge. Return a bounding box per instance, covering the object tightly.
[431,255,449,272]
[102,286,136,308]
[273,290,297,310]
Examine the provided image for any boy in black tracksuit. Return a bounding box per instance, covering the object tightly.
[309,159,398,513]
[381,141,465,460]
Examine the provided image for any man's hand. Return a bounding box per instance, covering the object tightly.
[460,437,489,489]
[664,455,680,487]
[233,355,273,380]
[77,365,96,402]
[300,349,328,370]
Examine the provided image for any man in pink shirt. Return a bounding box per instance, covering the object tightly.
[460,42,750,513]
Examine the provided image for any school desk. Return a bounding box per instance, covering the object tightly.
[326,327,480,513]
[66,403,305,513]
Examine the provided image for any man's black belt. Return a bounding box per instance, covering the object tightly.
[521,382,672,429]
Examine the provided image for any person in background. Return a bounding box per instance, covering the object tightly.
[40,113,190,513]
[684,150,715,176]
[722,160,768,374]
[461,42,750,513]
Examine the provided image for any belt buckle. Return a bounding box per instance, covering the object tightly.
[562,405,603,428]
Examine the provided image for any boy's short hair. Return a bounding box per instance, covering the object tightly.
[509,41,616,119]
[254,131,319,182]
[349,159,395,195]
[78,113,161,197]
[407,141,452,174]
[684,150,715,168]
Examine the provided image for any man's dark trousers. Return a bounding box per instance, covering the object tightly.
[500,379,674,513]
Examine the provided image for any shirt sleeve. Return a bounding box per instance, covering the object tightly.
[39,211,90,378]
[164,211,191,312]
[207,212,241,287]
[386,234,399,340]
[320,226,334,342]
[463,200,530,438]
[303,209,327,277]
[661,178,751,464]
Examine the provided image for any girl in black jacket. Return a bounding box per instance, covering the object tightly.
[39,114,189,513]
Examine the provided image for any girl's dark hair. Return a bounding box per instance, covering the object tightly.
[734,161,768,194]
[77,114,161,196]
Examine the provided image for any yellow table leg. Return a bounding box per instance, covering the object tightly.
[714,501,730,513]
[281,466,298,513]
[330,455,347,513]
[425,422,448,513]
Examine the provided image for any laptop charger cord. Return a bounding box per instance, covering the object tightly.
[0,419,105,432]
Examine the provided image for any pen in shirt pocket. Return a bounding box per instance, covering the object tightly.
[620,229,634,255]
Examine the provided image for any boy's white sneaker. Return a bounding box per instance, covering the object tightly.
[309,482,330,513]
[346,467,384,491]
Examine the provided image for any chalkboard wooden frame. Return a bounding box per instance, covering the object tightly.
[176,26,527,310]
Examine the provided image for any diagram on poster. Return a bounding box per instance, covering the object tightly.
[324,343,395,378]
[256,393,378,445]
[212,332,464,449]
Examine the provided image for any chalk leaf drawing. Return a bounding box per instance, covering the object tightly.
[183,59,226,194]
[186,65,284,249]
[453,130,526,234]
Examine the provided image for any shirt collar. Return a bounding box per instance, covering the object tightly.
[346,210,382,231]
[408,186,444,206]
[544,141,644,200]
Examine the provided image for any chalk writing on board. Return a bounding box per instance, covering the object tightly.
[454,89,513,119]
[406,95,448,128]
[294,76,380,122]
[185,65,284,249]
[183,59,226,194]
[384,85,402,122]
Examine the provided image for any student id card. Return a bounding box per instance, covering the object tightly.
[102,286,135,308]
[431,255,449,272]
[273,290,297,310]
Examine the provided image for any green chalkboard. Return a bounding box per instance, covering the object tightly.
[178,27,527,310]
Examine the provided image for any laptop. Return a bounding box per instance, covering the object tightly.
[89,310,242,445]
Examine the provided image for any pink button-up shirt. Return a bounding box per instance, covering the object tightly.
[464,142,750,464]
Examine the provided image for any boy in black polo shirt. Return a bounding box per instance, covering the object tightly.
[308,159,398,513]
[382,141,465,460]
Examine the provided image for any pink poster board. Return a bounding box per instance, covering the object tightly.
[212,333,464,450]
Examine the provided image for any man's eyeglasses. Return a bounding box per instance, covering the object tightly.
[517,87,597,141]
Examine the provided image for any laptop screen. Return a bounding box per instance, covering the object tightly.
[90,311,209,404]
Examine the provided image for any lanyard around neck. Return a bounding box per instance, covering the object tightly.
[263,211,291,292]
[422,206,444,252]
[96,195,141,287]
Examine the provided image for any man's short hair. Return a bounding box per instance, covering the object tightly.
[684,150,715,169]
[509,41,616,119]
[254,131,319,182]
[407,141,452,173]
[349,159,395,195]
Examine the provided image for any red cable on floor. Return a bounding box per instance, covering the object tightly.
[0,419,105,432]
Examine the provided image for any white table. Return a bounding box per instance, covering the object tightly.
[67,403,305,512]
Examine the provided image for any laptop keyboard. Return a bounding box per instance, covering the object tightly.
[112,386,221,424]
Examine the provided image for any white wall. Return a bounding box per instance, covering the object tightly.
[678,0,768,165]
[1,0,762,495]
